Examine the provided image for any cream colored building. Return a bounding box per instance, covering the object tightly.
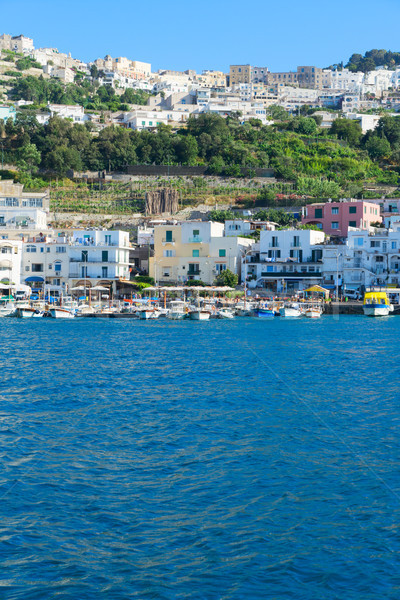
[93,55,151,80]
[229,65,252,86]
[149,221,253,285]
[196,70,227,88]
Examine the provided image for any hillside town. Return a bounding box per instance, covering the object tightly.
[1,33,400,132]
[2,177,400,303]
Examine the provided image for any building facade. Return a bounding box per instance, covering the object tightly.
[150,221,252,284]
[244,229,325,293]
[302,200,381,236]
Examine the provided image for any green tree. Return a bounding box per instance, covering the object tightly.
[365,135,391,160]
[214,269,238,287]
[208,209,235,223]
[330,118,362,145]
[16,143,41,173]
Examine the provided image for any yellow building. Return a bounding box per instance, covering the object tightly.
[149,222,252,285]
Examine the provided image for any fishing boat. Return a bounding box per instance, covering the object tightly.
[280,302,302,318]
[167,300,188,320]
[363,288,394,317]
[14,306,44,318]
[49,307,75,319]
[304,304,322,319]
[253,302,275,318]
[235,301,254,317]
[137,307,159,320]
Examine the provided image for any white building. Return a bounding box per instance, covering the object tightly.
[341,226,400,290]
[0,180,49,239]
[68,230,131,291]
[0,238,22,287]
[244,229,325,293]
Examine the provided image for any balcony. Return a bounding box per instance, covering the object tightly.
[261,271,321,278]
[70,258,118,263]
[188,269,201,276]
[189,236,202,243]
[268,242,279,248]
[162,237,175,245]
[290,242,302,248]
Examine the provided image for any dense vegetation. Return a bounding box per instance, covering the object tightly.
[8,76,150,111]
[1,110,399,195]
[346,49,400,73]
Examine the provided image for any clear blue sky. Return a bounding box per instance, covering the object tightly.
[3,0,400,72]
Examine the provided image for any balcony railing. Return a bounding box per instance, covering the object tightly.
[189,237,202,243]
[290,242,302,247]
[162,237,175,244]
[188,269,201,275]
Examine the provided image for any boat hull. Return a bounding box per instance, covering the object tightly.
[15,307,42,318]
[304,309,321,319]
[49,308,75,319]
[189,311,210,321]
[363,305,391,317]
[280,308,302,318]
[167,312,186,320]
[253,309,274,318]
[138,310,158,320]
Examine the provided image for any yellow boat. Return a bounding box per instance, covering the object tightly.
[363,288,394,317]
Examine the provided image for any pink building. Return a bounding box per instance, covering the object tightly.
[302,200,381,236]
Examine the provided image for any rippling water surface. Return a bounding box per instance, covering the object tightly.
[1,315,400,599]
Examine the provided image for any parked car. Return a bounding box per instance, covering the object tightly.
[343,288,361,300]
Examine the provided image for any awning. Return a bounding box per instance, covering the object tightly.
[343,284,360,290]
[25,276,44,282]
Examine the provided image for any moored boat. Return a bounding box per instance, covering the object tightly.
[217,308,235,319]
[49,307,75,319]
[189,309,210,321]
[363,289,393,317]
[167,300,188,320]
[304,305,322,319]
[280,303,302,318]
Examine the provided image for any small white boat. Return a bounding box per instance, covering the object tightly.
[167,300,188,320]
[189,309,210,321]
[137,308,159,320]
[49,307,75,319]
[280,303,302,318]
[15,306,43,318]
[218,308,235,319]
[304,306,322,319]
[0,302,16,317]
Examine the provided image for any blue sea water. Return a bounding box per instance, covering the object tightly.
[1,315,400,600]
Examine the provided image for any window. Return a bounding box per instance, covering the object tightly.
[392,241,397,250]
[81,250,88,261]
[40,247,44,253]
[376,256,384,263]
[271,236,278,248]
[331,222,339,229]
[164,250,175,257]
[102,251,108,262]
[349,206,357,214]
[47,247,50,253]
[165,230,173,242]
[56,246,66,253]
[105,235,111,245]
[371,240,380,248]
[315,209,323,218]
[192,249,199,257]
[102,267,108,278]
[54,262,61,273]
[331,207,339,214]
[356,238,363,246]
[26,245,36,253]
[32,264,43,272]
[219,249,226,257]
[349,221,357,227]
[193,229,200,237]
